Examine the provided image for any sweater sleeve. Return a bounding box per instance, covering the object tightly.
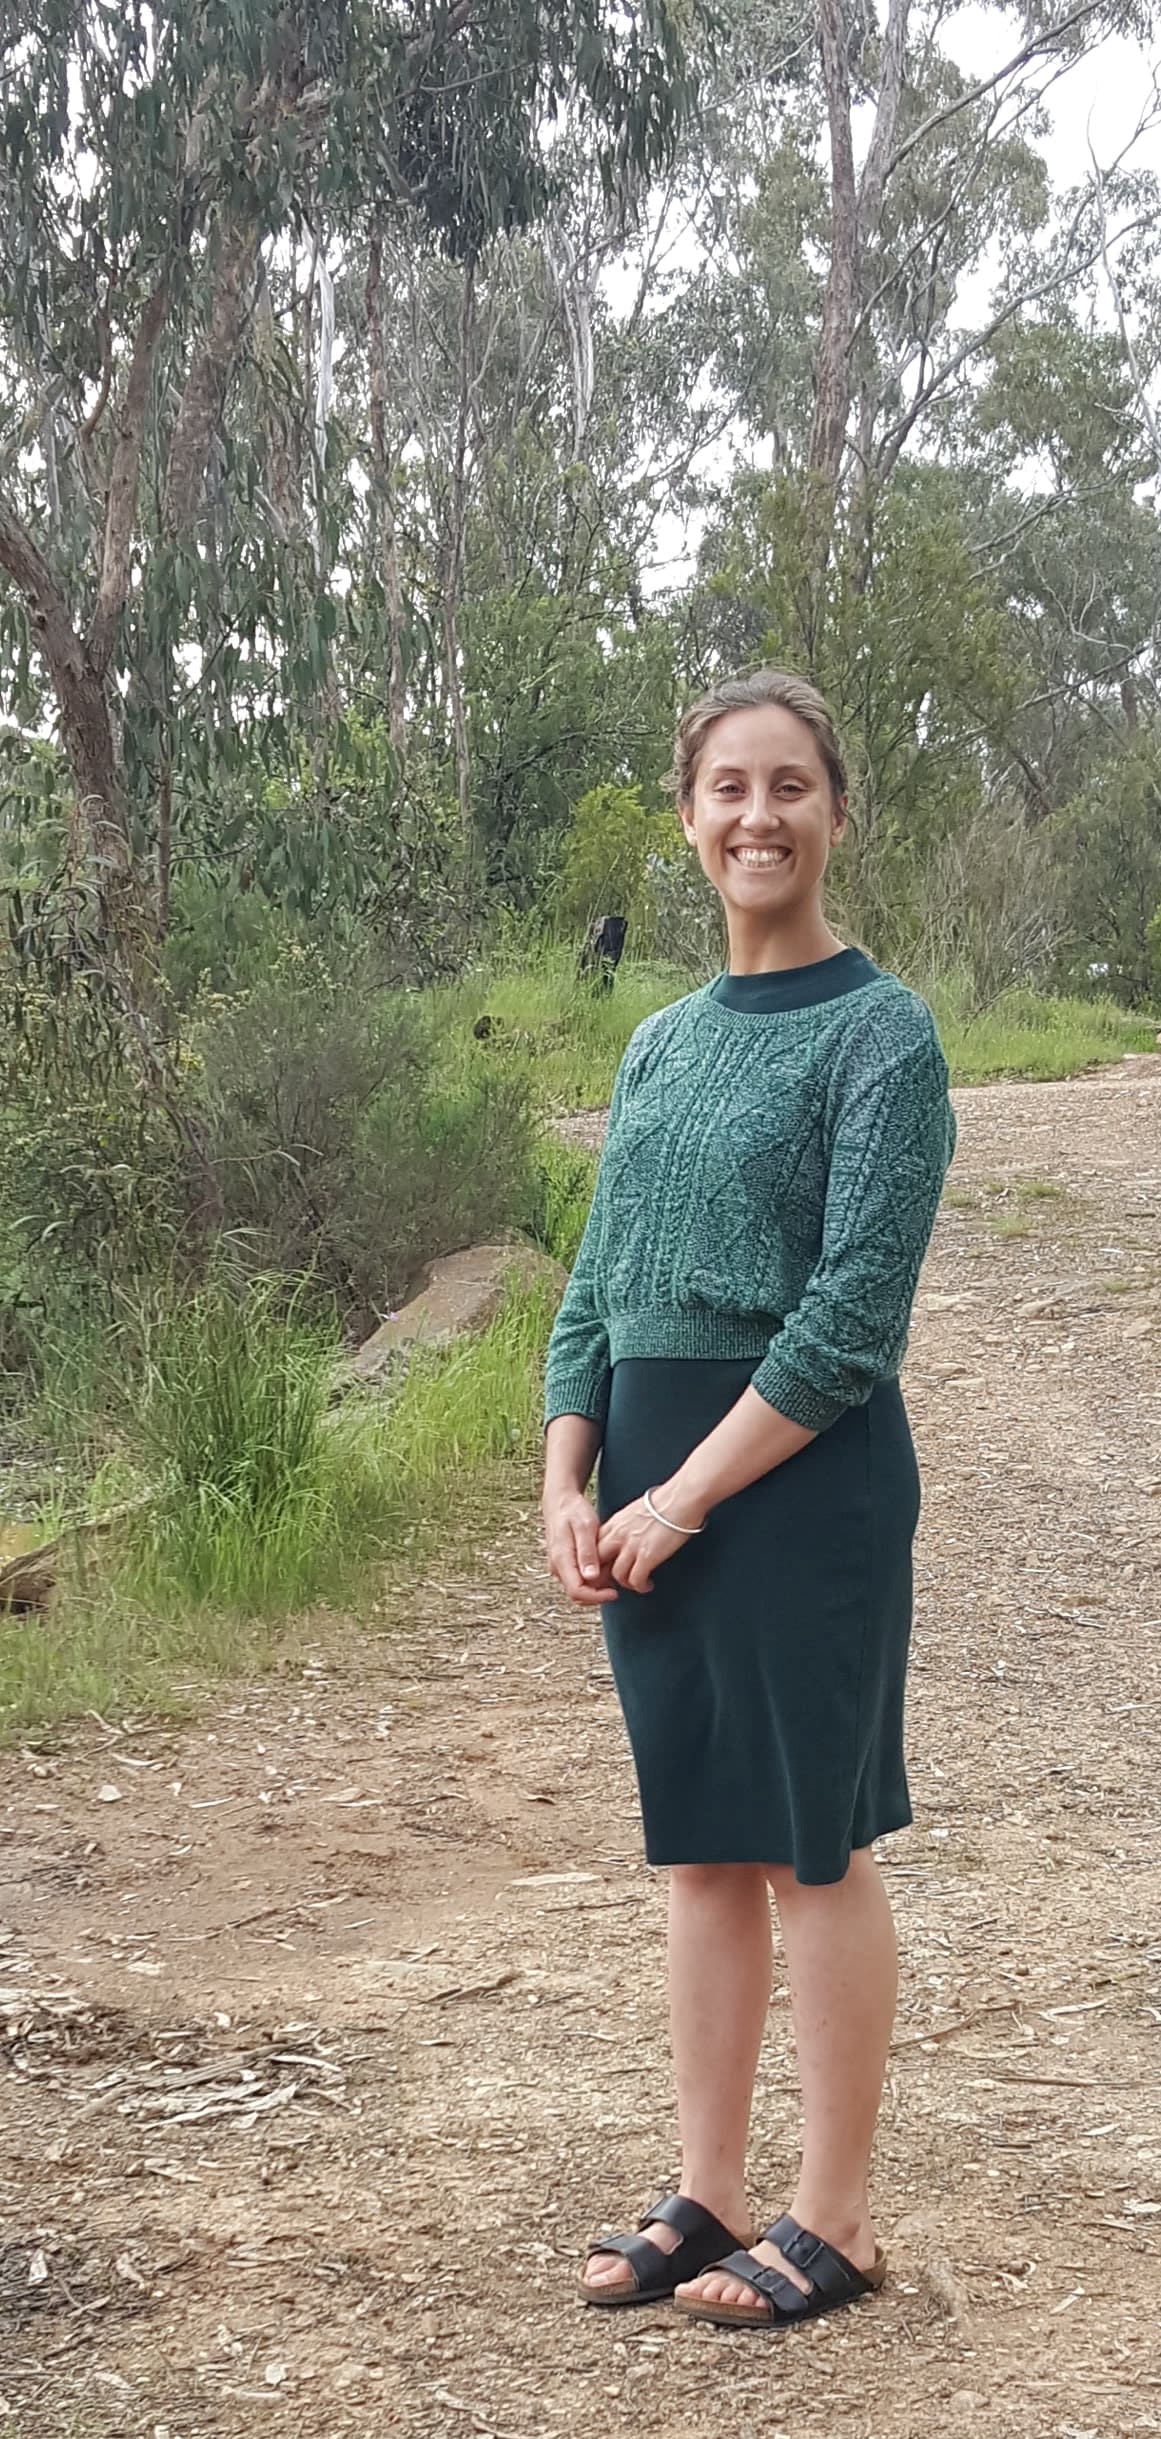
[748,1028,957,1434]
[541,1053,630,1435]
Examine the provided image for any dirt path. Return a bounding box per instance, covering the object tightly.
[3,1056,1160,2439]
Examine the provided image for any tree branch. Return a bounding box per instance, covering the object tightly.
[883,0,1105,184]
[1088,107,1161,476]
[88,271,170,675]
[858,0,911,240]
[163,213,260,537]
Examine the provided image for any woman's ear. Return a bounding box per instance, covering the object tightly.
[679,800,697,847]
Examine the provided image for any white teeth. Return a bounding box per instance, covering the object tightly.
[731,846,790,867]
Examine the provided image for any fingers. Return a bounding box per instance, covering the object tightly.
[542,1501,620,1606]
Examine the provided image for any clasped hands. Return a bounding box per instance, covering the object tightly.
[561,1478,708,1603]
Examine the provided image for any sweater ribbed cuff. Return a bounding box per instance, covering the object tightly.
[747,1348,855,1434]
[542,1363,611,1433]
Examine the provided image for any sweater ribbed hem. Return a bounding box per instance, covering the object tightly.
[606,1310,780,1365]
[542,1362,611,1431]
[747,1347,853,1433]
[543,1311,884,1436]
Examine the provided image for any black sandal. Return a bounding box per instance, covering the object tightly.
[578,2192,747,2308]
[672,2211,886,2329]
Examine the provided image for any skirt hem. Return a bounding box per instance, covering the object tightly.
[640,1808,913,1885]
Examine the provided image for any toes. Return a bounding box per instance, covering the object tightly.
[724,2277,767,2310]
[676,2269,768,2312]
[583,2251,632,2288]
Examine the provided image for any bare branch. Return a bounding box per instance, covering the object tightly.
[873,212,1153,480]
[884,1,1104,186]
[1088,104,1161,476]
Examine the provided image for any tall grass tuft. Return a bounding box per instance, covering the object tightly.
[122,1275,344,1612]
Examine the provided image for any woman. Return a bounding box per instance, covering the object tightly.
[540,668,958,2333]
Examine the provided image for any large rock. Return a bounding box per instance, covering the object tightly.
[348,1240,567,1384]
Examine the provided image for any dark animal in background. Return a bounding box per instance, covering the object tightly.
[578,914,628,993]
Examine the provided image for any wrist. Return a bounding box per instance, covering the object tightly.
[651,1470,712,1531]
[542,1469,590,1505]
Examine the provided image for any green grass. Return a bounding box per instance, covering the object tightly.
[431,935,696,1111]
[922,974,1157,1083]
[436,937,1158,1103]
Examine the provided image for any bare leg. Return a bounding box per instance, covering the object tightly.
[675,1846,895,2310]
[583,1862,769,2288]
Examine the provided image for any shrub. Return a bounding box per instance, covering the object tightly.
[553,784,663,943]
[191,943,541,1329]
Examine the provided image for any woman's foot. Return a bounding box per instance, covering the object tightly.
[583,2187,752,2294]
[673,2204,878,2314]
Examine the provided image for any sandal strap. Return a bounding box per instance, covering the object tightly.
[583,2230,672,2290]
[638,2193,739,2255]
[583,2197,744,2296]
[710,2246,814,2319]
[763,2214,874,2303]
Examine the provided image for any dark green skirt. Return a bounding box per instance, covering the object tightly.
[595,1357,921,1884]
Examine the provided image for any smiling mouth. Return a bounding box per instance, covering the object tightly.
[728,845,791,868]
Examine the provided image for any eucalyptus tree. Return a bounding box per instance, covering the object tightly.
[0,0,703,975]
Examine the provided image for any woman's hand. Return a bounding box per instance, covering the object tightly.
[596,1482,709,1594]
[542,1487,621,1607]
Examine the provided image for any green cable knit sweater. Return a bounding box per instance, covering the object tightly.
[542,951,958,1438]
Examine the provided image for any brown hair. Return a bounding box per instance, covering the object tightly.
[664,667,848,812]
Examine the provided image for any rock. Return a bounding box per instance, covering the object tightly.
[0,1546,58,1614]
[0,1493,156,1617]
[348,1241,568,1383]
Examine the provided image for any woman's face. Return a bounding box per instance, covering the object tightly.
[679,702,846,920]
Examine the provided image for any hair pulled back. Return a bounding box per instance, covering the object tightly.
[665,667,848,812]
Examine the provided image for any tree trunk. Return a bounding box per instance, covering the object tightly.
[164,214,260,538]
[0,499,136,894]
[157,742,173,941]
[806,0,912,641]
[365,233,408,771]
[445,262,476,912]
[810,0,858,500]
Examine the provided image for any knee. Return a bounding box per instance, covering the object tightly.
[766,1846,878,1900]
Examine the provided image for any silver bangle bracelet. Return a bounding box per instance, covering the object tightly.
[643,1484,706,1535]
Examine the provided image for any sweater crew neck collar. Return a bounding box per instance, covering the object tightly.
[706,945,882,1015]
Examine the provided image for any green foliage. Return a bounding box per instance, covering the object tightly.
[0,1035,184,1388]
[552,782,659,935]
[379,1264,558,1488]
[923,974,1156,1084]
[521,1134,600,1268]
[0,1266,560,1733]
[191,943,542,1325]
[1046,742,1161,1006]
[1147,901,1161,995]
